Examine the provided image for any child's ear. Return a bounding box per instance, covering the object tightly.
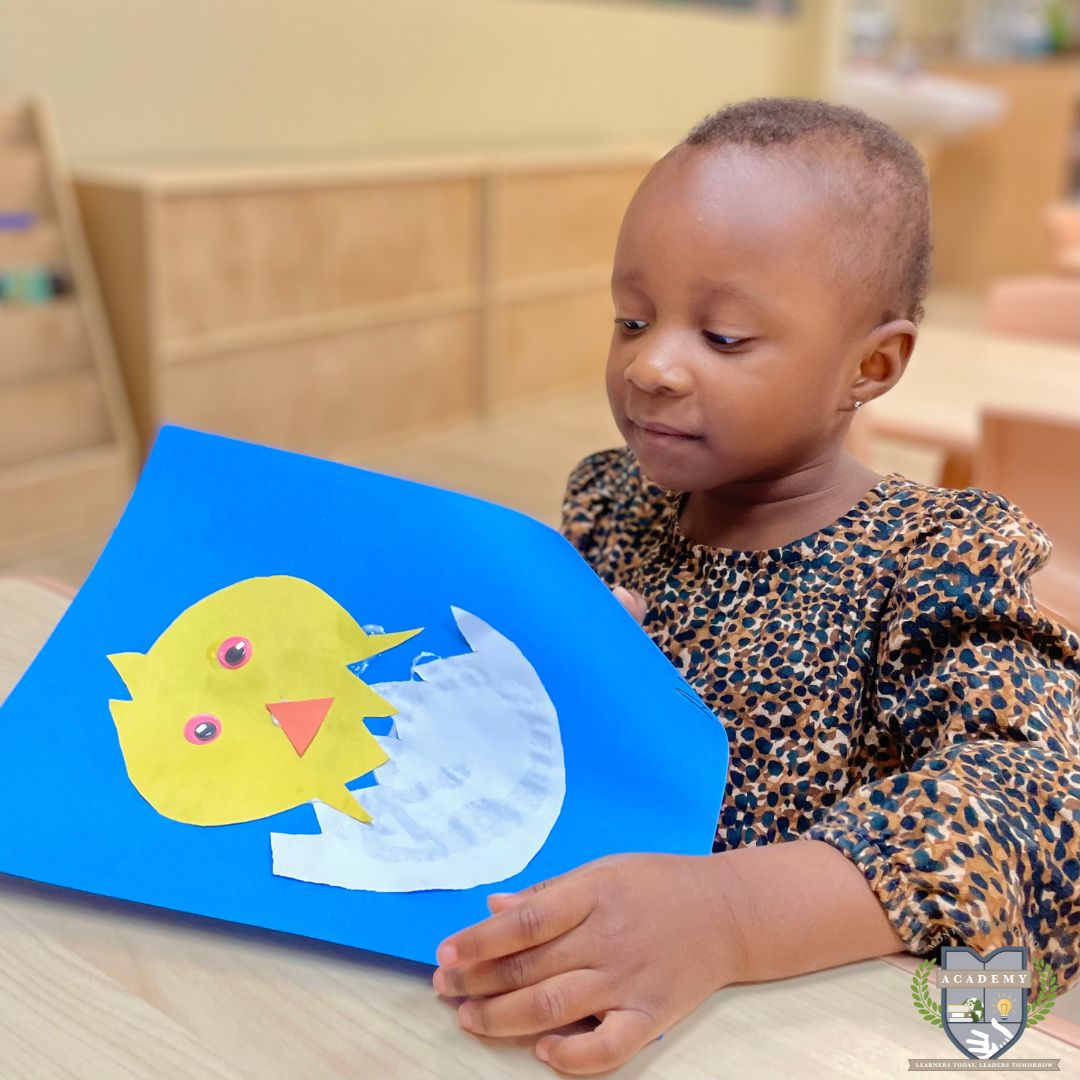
[853,318,918,398]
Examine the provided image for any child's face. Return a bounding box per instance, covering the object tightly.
[607,143,876,493]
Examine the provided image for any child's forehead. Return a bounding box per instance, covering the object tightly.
[614,143,861,316]
[627,143,843,241]
[617,146,842,282]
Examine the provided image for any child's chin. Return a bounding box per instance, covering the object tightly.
[633,442,742,493]
[633,456,703,493]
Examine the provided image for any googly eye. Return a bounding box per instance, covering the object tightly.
[184,714,222,745]
[217,636,251,669]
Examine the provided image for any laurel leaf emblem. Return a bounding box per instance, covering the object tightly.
[911,958,942,1027]
[1026,957,1058,1028]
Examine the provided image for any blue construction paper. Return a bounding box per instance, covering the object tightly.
[0,425,728,964]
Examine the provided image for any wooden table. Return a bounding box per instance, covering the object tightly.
[1,578,1076,1079]
[859,323,1078,457]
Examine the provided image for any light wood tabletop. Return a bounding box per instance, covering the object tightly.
[861,323,1079,452]
[0,577,1076,1079]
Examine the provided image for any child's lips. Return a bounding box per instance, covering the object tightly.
[630,417,702,440]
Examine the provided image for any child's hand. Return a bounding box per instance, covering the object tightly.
[432,852,742,1075]
[611,586,647,624]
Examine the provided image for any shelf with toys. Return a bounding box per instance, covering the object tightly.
[0,99,136,563]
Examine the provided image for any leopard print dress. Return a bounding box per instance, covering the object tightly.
[561,446,1080,993]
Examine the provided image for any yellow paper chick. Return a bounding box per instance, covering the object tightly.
[108,576,421,827]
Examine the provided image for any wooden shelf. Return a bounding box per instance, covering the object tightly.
[0,146,50,213]
[0,99,137,564]
[161,287,481,364]
[74,146,661,458]
[0,220,65,266]
[156,265,615,365]
[0,370,112,470]
[71,144,666,193]
[0,300,92,382]
[0,444,131,564]
[494,264,612,305]
[0,105,31,146]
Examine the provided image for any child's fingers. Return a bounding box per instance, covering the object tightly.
[436,878,595,967]
[456,968,612,1038]
[485,859,597,913]
[434,930,587,998]
[611,586,647,624]
[536,1008,658,1075]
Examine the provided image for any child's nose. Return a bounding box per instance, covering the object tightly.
[624,340,693,396]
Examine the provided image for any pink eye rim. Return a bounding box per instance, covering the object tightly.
[217,636,252,669]
[184,714,222,745]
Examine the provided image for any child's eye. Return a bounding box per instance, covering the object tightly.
[615,319,648,335]
[703,331,746,350]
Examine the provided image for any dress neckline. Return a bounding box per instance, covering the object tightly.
[660,472,908,569]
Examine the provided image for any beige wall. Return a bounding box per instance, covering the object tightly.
[0,0,825,163]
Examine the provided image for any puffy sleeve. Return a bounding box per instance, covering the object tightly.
[805,491,1080,993]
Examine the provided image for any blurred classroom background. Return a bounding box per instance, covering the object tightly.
[0,0,1078,628]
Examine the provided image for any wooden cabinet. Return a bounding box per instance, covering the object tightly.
[0,100,136,563]
[927,58,1080,288]
[73,148,659,462]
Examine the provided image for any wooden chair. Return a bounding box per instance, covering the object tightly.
[974,408,1080,633]
[846,405,975,491]
[986,276,1080,345]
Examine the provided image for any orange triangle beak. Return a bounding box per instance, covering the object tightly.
[266,697,334,756]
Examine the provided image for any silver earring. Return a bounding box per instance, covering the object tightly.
[853,400,863,410]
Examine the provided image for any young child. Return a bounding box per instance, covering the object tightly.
[431,98,1080,1074]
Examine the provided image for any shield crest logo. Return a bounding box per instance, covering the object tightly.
[940,947,1029,1060]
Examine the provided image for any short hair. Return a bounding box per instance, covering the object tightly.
[684,97,932,327]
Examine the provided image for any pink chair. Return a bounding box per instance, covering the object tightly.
[974,408,1080,632]
[986,276,1080,344]
[1045,201,1080,275]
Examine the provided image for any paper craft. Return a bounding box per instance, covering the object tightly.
[0,425,728,964]
[271,605,566,892]
[109,576,422,826]
[108,570,566,891]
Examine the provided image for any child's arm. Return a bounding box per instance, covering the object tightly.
[700,836,908,981]
[433,839,904,1075]
[805,492,1080,995]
